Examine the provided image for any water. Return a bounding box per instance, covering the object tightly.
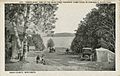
[42,37,75,48]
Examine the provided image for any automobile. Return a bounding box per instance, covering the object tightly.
[81,48,94,61]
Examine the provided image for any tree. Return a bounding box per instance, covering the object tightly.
[71,4,115,53]
[5,4,26,60]
[30,4,58,35]
[30,34,45,51]
[5,4,58,61]
[47,38,55,49]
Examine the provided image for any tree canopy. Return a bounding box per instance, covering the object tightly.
[71,4,115,53]
[5,4,58,60]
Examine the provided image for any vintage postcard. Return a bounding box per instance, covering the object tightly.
[0,0,120,76]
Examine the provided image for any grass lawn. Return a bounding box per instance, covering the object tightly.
[5,48,115,71]
[5,60,29,71]
[5,61,23,71]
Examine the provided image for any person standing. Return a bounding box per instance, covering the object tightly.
[36,55,40,63]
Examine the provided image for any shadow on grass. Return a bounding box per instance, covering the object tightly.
[5,60,29,71]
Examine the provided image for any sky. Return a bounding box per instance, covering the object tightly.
[54,3,96,33]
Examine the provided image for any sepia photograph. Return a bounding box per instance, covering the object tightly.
[5,2,116,71]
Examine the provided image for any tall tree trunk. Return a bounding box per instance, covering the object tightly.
[11,22,21,59]
[21,5,30,60]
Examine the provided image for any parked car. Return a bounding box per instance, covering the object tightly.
[81,48,95,61]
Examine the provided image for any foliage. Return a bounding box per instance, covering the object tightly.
[30,4,58,35]
[5,27,13,62]
[5,4,58,60]
[28,34,45,51]
[47,38,55,48]
[71,4,115,53]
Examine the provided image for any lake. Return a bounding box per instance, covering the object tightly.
[42,37,75,48]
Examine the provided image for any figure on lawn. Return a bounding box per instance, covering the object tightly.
[36,54,46,65]
[49,47,55,53]
[36,55,40,63]
[66,48,69,54]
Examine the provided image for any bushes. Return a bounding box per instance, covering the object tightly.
[28,34,45,51]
